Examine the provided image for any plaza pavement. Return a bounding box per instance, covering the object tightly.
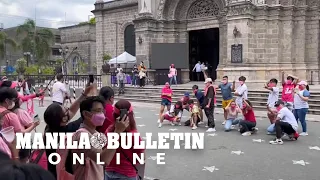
[24,100,320,180]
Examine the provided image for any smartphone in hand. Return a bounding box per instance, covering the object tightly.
[120,109,128,120]
[34,114,40,122]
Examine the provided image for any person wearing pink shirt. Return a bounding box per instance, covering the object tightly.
[0,87,23,133]
[159,82,172,121]
[281,72,298,111]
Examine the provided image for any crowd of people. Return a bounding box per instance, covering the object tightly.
[0,69,311,179]
[158,71,310,145]
[0,75,144,180]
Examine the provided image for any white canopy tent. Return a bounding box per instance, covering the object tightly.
[108,52,137,65]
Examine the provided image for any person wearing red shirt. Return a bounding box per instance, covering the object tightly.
[105,100,145,180]
[158,82,172,121]
[237,99,257,136]
[281,72,298,111]
[180,92,190,111]
[97,86,115,133]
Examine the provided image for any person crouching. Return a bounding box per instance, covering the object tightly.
[158,101,183,128]
[188,99,201,130]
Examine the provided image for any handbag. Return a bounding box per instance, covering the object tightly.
[168,74,173,78]
[120,149,144,180]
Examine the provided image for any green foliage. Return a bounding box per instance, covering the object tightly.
[16,19,55,66]
[89,17,96,25]
[0,32,18,57]
[56,58,64,65]
[42,67,54,75]
[15,58,27,75]
[25,65,38,75]
[103,54,112,63]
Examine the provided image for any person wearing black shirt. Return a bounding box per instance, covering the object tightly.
[132,64,139,87]
[204,78,216,132]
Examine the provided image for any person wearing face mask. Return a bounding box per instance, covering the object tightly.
[105,100,144,180]
[69,97,130,180]
[218,76,235,125]
[97,86,115,133]
[224,100,242,132]
[0,87,23,133]
[234,76,248,108]
[158,101,183,128]
[43,83,94,178]
[293,81,310,136]
[281,72,299,111]
[265,78,280,134]
[238,99,257,136]
[158,82,172,122]
[269,100,299,145]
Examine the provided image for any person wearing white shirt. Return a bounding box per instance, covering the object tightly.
[51,74,67,105]
[269,100,299,145]
[234,76,248,108]
[265,78,280,134]
[192,61,202,81]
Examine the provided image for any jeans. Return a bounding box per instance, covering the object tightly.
[118,80,124,94]
[132,75,137,86]
[105,171,137,180]
[239,120,256,134]
[275,121,296,139]
[224,118,240,130]
[139,77,145,87]
[267,124,275,133]
[294,108,308,132]
[204,106,215,128]
[169,75,177,85]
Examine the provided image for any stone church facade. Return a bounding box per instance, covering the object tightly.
[93,0,320,84]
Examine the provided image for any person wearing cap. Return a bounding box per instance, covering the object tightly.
[281,72,299,111]
[168,64,177,85]
[265,78,280,134]
[234,76,248,108]
[269,100,299,145]
[159,82,173,121]
[204,77,216,132]
[293,80,310,136]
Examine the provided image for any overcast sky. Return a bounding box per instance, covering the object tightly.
[0,0,112,29]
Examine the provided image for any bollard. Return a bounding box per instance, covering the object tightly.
[48,85,51,97]
[73,87,76,99]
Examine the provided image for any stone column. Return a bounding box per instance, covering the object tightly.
[94,10,104,75]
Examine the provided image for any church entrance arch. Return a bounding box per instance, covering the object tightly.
[159,0,225,81]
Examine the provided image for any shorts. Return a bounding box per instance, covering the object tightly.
[222,99,233,109]
[163,114,175,121]
[161,99,171,106]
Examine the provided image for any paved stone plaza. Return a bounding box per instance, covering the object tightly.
[28,100,320,180]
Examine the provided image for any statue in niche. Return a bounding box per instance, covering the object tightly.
[139,0,152,14]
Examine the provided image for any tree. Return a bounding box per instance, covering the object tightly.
[0,31,17,58]
[89,17,96,25]
[15,58,27,75]
[16,19,55,66]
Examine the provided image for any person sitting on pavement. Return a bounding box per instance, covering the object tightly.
[265,78,280,134]
[158,101,183,128]
[192,85,204,124]
[238,99,258,136]
[159,82,172,122]
[224,99,242,132]
[188,99,201,130]
[269,100,299,145]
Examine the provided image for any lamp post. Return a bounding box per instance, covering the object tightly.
[23,52,31,66]
[112,21,121,68]
[59,46,78,78]
[5,60,8,76]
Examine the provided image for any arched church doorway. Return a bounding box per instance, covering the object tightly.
[124,24,136,56]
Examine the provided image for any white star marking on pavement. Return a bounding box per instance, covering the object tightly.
[252,139,265,143]
[169,129,178,131]
[135,117,142,119]
[292,160,310,166]
[144,176,157,180]
[202,166,219,172]
[231,151,244,155]
[142,137,147,140]
[309,146,320,151]
[155,114,159,116]
[137,124,145,127]
[207,133,217,137]
[148,156,157,160]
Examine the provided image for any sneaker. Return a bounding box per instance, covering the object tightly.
[269,139,284,145]
[157,119,160,123]
[171,122,175,126]
[299,132,308,136]
[158,123,162,128]
[205,125,209,128]
[206,128,216,132]
[241,132,252,136]
[251,127,258,134]
[267,132,276,135]
[222,121,226,125]
[198,121,204,125]
[231,125,236,130]
[192,126,197,130]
